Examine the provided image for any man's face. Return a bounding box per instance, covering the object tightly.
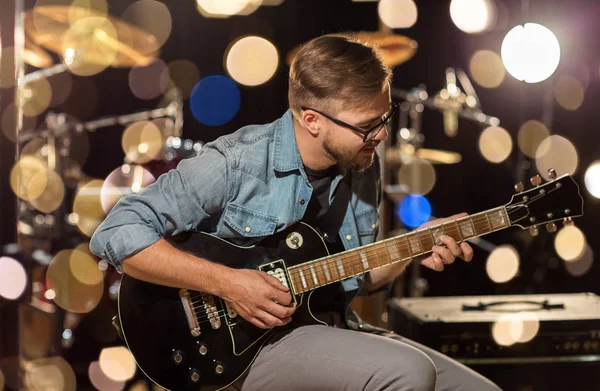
[321,91,391,172]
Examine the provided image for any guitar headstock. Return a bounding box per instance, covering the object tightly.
[505,169,584,235]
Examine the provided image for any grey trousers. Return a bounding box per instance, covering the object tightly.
[237,325,502,391]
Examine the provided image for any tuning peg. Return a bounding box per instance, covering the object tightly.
[563,217,574,226]
[546,222,557,233]
[548,168,557,180]
[529,225,539,236]
[514,182,525,192]
[530,175,542,187]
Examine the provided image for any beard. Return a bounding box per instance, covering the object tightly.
[322,130,375,173]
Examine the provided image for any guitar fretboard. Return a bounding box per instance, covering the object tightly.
[287,207,509,294]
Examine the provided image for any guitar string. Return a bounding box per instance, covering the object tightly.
[187,209,527,324]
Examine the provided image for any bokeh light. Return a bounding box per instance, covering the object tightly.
[121,121,164,164]
[492,314,517,346]
[46,249,104,313]
[122,0,172,53]
[449,0,496,34]
[10,156,47,202]
[99,346,137,382]
[398,194,431,228]
[554,75,585,111]
[398,158,436,195]
[2,102,38,142]
[20,77,53,117]
[554,225,586,262]
[101,165,156,213]
[190,75,241,126]
[89,361,126,391]
[535,135,578,181]
[225,36,279,86]
[510,312,540,343]
[196,0,262,17]
[584,161,600,198]
[68,0,109,23]
[501,23,560,83]
[564,245,593,277]
[24,357,76,391]
[0,256,27,300]
[129,58,170,100]
[62,16,119,76]
[469,50,505,88]
[167,60,201,99]
[486,245,519,283]
[73,179,107,237]
[479,126,513,163]
[27,169,66,213]
[517,120,550,159]
[378,0,418,29]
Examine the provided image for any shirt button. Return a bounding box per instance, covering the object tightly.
[300,199,305,205]
[346,235,352,240]
[245,226,251,233]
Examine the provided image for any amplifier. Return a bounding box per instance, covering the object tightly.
[387,292,600,365]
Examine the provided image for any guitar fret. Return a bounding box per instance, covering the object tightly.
[451,221,463,241]
[409,233,422,254]
[336,258,346,277]
[309,264,319,286]
[468,216,477,237]
[359,251,369,270]
[298,268,308,290]
[385,240,401,261]
[321,261,332,282]
[484,212,492,232]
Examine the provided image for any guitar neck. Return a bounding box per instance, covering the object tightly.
[287,206,510,294]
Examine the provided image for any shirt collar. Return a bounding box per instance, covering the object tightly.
[272,109,304,172]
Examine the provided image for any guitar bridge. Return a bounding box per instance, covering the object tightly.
[179,289,201,337]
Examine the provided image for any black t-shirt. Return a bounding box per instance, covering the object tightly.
[301,164,347,313]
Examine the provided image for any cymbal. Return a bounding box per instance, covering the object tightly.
[385,144,462,165]
[24,37,54,68]
[286,31,417,69]
[0,31,54,68]
[25,6,158,68]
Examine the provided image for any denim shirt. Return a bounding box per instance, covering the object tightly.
[89,109,381,301]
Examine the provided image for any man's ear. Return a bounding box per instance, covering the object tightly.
[301,110,321,137]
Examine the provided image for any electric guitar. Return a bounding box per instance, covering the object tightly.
[117,172,584,391]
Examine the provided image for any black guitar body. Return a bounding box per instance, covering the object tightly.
[118,222,335,391]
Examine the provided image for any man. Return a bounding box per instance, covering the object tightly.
[90,34,501,390]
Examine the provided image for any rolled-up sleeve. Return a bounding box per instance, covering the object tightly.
[89,144,229,272]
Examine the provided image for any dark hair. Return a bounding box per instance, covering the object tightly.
[288,33,392,117]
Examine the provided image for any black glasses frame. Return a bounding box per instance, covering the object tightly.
[301,101,398,143]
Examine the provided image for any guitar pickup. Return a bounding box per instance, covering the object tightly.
[179,289,201,337]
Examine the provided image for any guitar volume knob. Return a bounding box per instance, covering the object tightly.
[189,369,200,383]
[215,363,224,375]
[172,349,184,365]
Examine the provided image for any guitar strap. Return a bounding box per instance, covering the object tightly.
[316,173,352,243]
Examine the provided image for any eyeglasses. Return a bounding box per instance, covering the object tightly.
[301,101,397,143]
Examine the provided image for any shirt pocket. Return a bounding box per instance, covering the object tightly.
[355,208,378,244]
[218,203,279,245]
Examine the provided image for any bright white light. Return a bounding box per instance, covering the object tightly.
[450,0,495,33]
[584,161,600,198]
[501,23,561,83]
[378,0,418,29]
[554,225,586,262]
[0,256,27,300]
[486,245,520,283]
[226,36,279,86]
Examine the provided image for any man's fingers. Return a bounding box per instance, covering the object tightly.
[438,236,462,257]
[262,272,289,292]
[264,301,296,319]
[433,245,456,265]
[460,242,473,262]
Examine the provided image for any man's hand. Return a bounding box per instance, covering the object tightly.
[417,213,474,272]
[221,269,296,329]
